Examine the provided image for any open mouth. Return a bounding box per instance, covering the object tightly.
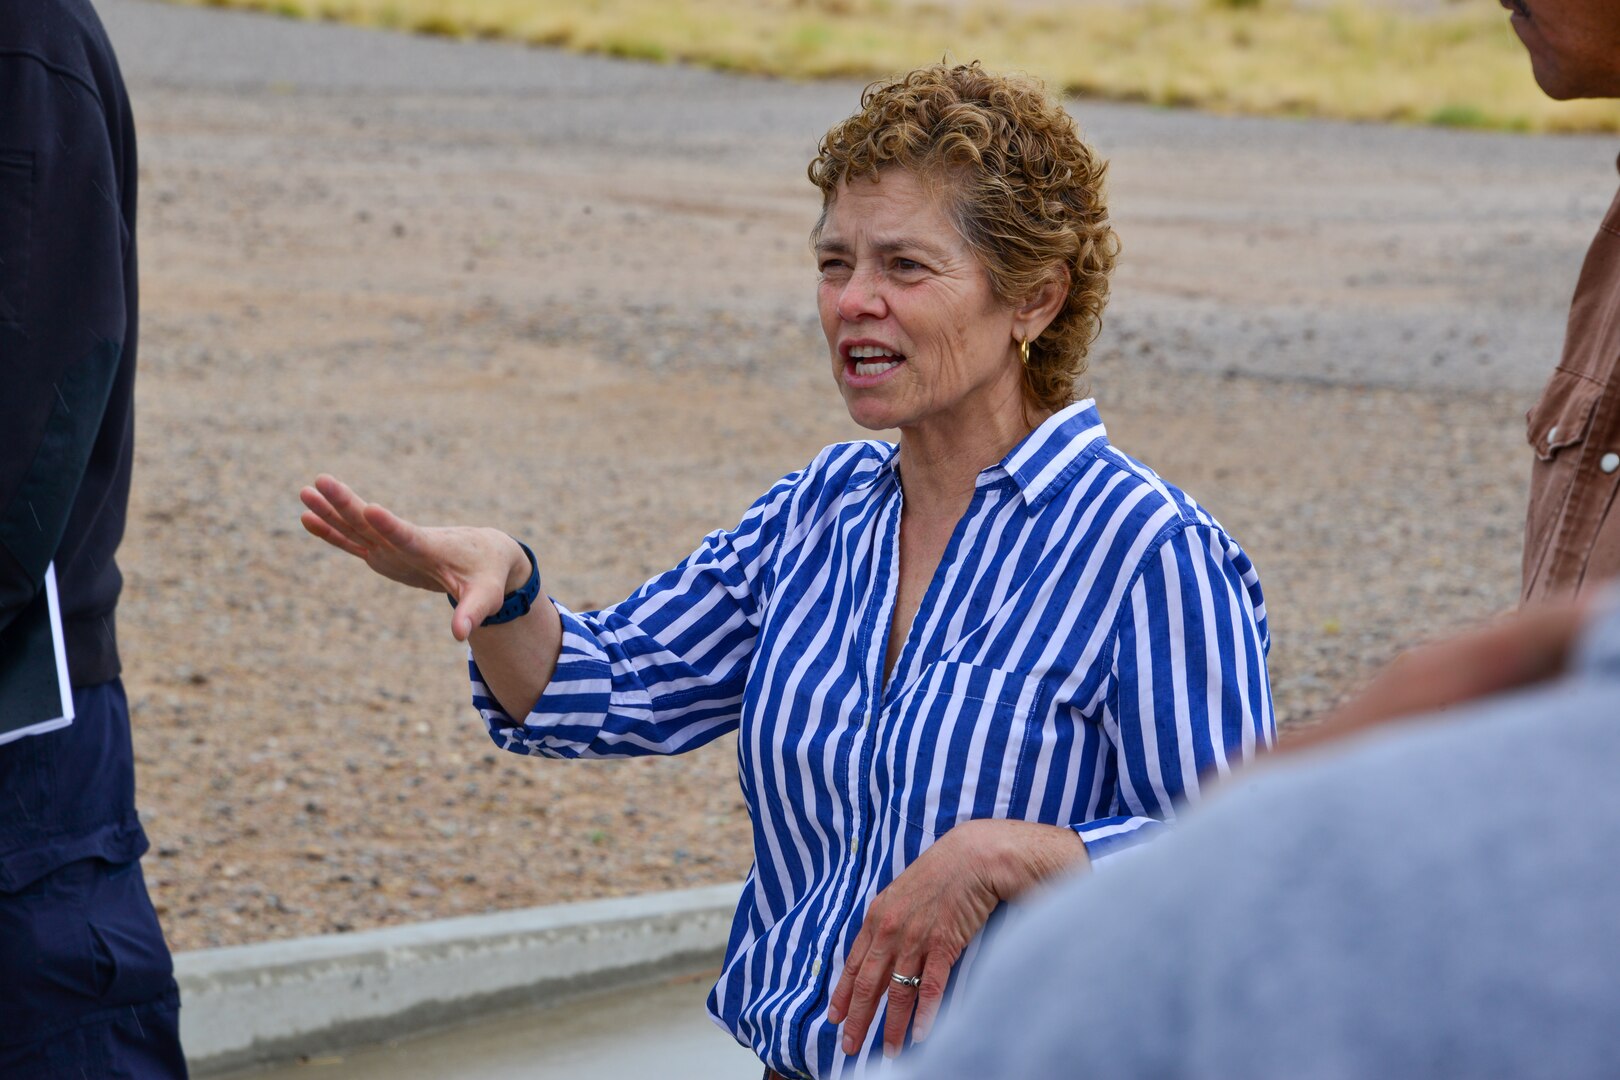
[843,343,906,382]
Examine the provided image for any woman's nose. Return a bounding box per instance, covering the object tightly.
[836,271,886,322]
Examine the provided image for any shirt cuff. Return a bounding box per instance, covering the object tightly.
[1073,816,1167,866]
[469,601,612,757]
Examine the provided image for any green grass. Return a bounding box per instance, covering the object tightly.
[172,0,1620,133]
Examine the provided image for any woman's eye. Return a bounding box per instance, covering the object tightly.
[894,258,925,273]
[819,259,849,274]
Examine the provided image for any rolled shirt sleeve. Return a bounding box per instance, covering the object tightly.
[473,469,802,759]
[1078,522,1274,864]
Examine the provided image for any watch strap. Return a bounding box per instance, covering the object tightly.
[446,538,540,627]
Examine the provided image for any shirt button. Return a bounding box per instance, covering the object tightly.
[1604,453,1620,475]
[1547,425,1560,443]
[812,958,822,976]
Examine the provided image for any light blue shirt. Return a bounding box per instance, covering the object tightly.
[903,597,1620,1080]
[471,399,1273,1077]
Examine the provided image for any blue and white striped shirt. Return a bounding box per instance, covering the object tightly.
[471,399,1273,1078]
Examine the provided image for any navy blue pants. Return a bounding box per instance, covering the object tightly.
[0,680,187,1077]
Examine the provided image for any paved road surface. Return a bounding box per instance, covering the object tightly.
[242,973,762,1079]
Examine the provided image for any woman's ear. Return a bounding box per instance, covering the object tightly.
[1014,266,1070,342]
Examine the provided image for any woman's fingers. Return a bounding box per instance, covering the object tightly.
[304,477,451,591]
[827,926,873,1024]
[300,478,531,637]
[362,502,420,553]
[838,929,956,1058]
[908,950,953,1044]
[823,827,1011,1060]
[880,953,926,1058]
[300,510,369,559]
[300,486,371,551]
[838,934,902,1056]
[314,474,387,548]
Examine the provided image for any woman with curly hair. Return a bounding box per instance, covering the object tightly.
[301,62,1273,1077]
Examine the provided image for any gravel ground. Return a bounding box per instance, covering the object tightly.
[95,0,1614,950]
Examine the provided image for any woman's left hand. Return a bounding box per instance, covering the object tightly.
[826,818,1088,1058]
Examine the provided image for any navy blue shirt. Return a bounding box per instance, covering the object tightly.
[0,0,139,689]
[0,0,145,891]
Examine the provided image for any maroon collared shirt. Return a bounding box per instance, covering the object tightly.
[1522,155,1620,604]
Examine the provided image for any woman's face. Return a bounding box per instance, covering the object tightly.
[816,169,1026,440]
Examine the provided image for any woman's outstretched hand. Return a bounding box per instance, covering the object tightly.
[299,474,529,642]
[826,818,1088,1060]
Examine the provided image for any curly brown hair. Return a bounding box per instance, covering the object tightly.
[808,62,1119,411]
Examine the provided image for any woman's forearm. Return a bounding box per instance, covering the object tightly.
[469,592,565,721]
[972,818,1091,898]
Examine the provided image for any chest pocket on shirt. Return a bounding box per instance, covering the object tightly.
[879,661,1049,839]
[0,149,33,328]
[1527,367,1604,463]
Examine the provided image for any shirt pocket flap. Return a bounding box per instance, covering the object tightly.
[1527,368,1604,463]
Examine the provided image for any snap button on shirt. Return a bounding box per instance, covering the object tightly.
[1522,174,1620,604]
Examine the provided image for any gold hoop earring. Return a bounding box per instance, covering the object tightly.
[1019,336,1032,369]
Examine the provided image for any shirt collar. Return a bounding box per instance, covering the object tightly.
[850,399,1109,508]
[845,439,900,494]
[998,399,1110,509]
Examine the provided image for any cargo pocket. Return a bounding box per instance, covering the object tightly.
[88,921,119,998]
[85,858,175,1008]
[0,148,33,328]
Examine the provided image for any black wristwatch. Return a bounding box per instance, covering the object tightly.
[447,538,540,627]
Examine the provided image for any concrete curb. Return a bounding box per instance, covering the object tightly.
[174,881,745,1077]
